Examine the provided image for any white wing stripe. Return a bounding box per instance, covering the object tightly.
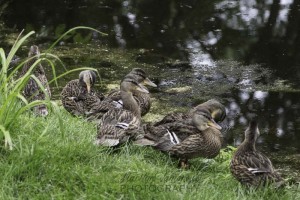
[167,129,180,144]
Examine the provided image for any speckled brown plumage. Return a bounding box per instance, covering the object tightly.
[106,68,157,116]
[87,68,156,121]
[137,109,223,168]
[154,99,226,126]
[60,70,104,116]
[156,123,222,159]
[95,74,149,147]
[230,121,283,187]
[19,45,51,116]
[86,97,119,121]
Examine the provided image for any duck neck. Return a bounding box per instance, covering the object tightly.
[238,139,256,153]
[78,81,88,94]
[201,127,222,158]
[202,127,221,144]
[121,90,141,118]
[21,56,39,77]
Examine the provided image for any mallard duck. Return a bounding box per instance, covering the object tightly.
[19,45,51,116]
[95,74,149,147]
[107,68,157,116]
[60,70,104,116]
[86,68,156,120]
[136,108,223,168]
[154,99,226,126]
[230,121,283,187]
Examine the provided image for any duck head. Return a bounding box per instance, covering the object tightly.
[192,108,222,131]
[129,68,157,87]
[28,45,40,57]
[79,70,97,93]
[120,74,149,94]
[206,99,226,122]
[194,99,226,123]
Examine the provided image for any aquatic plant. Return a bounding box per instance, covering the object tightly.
[0,27,107,150]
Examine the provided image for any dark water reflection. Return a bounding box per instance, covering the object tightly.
[223,90,300,153]
[3,0,300,83]
[1,1,300,159]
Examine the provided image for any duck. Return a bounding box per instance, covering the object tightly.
[95,74,149,147]
[154,99,226,126]
[60,70,104,116]
[135,108,223,168]
[230,121,284,187]
[19,45,51,116]
[86,68,156,120]
[190,99,226,122]
[106,68,157,116]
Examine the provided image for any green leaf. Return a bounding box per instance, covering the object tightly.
[0,125,13,150]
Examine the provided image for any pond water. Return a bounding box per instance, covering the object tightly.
[1,0,300,171]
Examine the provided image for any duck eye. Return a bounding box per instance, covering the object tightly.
[139,73,146,79]
[201,114,210,120]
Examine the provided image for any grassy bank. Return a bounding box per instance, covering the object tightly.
[1,29,299,200]
[0,109,299,200]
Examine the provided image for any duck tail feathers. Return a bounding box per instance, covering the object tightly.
[94,137,120,147]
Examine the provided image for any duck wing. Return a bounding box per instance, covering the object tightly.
[143,120,195,141]
[107,90,150,116]
[134,120,195,146]
[232,151,275,174]
[164,134,204,159]
[86,98,120,121]
[170,127,222,159]
[61,80,102,116]
[23,78,40,100]
[61,80,83,115]
[230,151,282,186]
[96,108,142,147]
[134,92,150,116]
[153,112,191,126]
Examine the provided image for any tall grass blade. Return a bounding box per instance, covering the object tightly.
[6,31,35,69]
[47,26,108,51]
[0,125,13,150]
[0,26,106,149]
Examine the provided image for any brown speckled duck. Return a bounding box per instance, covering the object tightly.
[154,99,226,126]
[95,74,149,147]
[86,68,156,121]
[107,68,157,116]
[19,45,51,116]
[60,70,104,116]
[136,108,223,168]
[230,121,284,187]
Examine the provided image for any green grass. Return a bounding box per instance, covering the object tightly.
[0,109,299,200]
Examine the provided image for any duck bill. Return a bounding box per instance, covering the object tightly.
[86,83,91,93]
[144,78,157,87]
[136,84,149,94]
[208,119,222,130]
